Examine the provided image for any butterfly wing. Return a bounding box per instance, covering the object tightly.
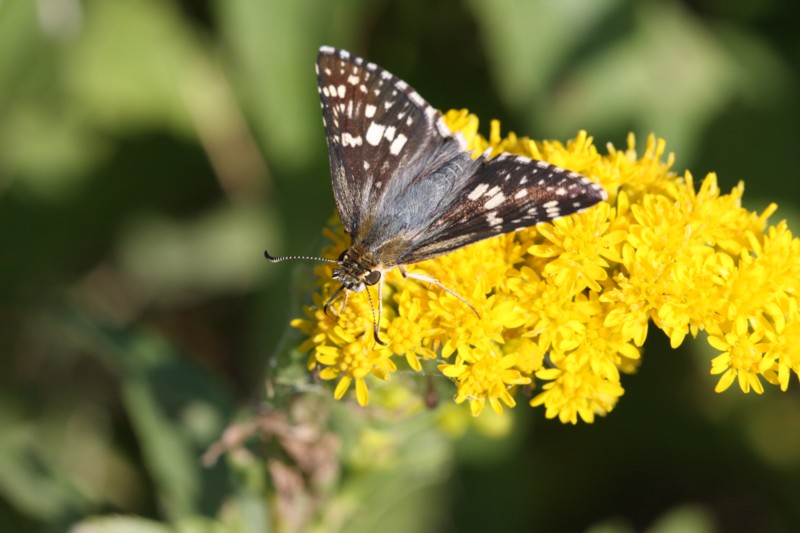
[316,47,469,241]
[396,153,607,264]
[316,46,606,269]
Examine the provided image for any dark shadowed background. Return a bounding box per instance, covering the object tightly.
[2,0,800,532]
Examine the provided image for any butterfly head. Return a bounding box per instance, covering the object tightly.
[332,249,382,292]
[264,247,389,345]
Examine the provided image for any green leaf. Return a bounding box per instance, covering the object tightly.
[63,0,203,134]
[63,309,236,522]
[466,0,621,107]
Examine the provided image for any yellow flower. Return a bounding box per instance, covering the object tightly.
[760,310,800,391]
[386,292,437,372]
[529,201,625,295]
[531,356,626,424]
[287,109,800,423]
[708,320,769,394]
[439,346,530,416]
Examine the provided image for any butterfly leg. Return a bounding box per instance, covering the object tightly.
[400,267,481,319]
[366,279,388,346]
[323,284,346,317]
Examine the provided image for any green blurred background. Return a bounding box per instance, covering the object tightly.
[2,0,800,532]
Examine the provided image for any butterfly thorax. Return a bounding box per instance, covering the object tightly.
[332,246,383,292]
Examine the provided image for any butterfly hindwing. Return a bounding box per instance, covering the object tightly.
[397,153,607,264]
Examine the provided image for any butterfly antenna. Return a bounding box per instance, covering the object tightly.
[264,249,338,264]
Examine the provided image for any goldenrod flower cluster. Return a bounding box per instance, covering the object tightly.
[290,110,799,423]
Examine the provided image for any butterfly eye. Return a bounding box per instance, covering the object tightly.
[337,250,348,262]
[364,270,381,286]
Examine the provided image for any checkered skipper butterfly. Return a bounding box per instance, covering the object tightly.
[266,46,607,345]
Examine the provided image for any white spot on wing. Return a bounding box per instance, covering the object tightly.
[484,186,502,197]
[486,212,503,227]
[337,85,346,98]
[347,74,360,85]
[365,104,376,118]
[436,118,451,137]
[366,122,386,146]
[468,183,489,201]
[544,199,561,218]
[514,189,528,199]
[408,91,425,107]
[390,134,407,155]
[342,133,362,147]
[484,192,506,209]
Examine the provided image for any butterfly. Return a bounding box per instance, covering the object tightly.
[266,46,607,345]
